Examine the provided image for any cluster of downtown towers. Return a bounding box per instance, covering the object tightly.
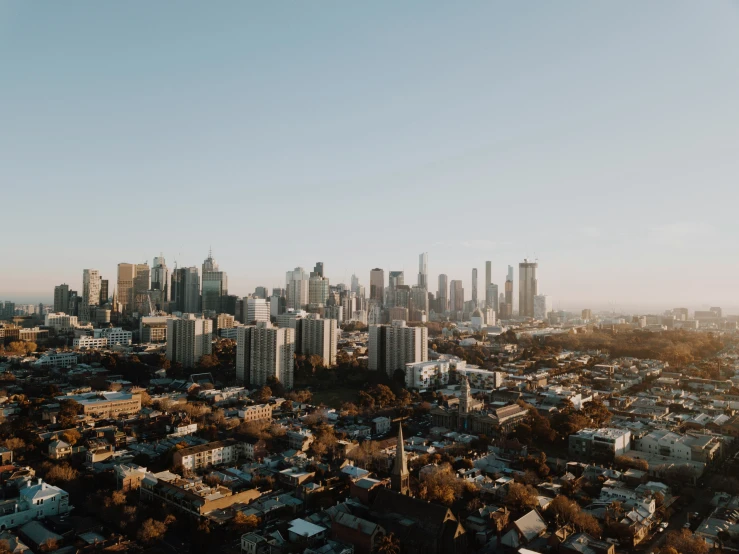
[52,252,541,322]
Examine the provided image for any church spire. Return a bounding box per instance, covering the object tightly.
[391,423,410,495]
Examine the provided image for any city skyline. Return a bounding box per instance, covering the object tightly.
[2,2,738,311]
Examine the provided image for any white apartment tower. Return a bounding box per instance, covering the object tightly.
[286,267,309,311]
[369,320,428,377]
[81,269,101,322]
[300,316,338,367]
[166,314,213,368]
[236,323,295,389]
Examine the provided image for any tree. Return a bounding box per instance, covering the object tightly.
[253,386,272,403]
[60,429,81,446]
[374,533,401,554]
[663,529,709,554]
[547,495,602,537]
[137,518,168,544]
[44,463,79,484]
[504,482,539,513]
[3,437,25,451]
[231,511,259,533]
[614,455,649,472]
[58,399,82,427]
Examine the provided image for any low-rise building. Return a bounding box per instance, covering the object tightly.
[569,428,632,460]
[238,404,273,423]
[173,439,241,470]
[0,480,71,531]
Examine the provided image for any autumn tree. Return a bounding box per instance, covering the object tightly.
[231,511,259,533]
[253,386,272,403]
[60,429,81,446]
[663,529,709,554]
[374,532,401,554]
[43,463,79,485]
[137,518,168,544]
[547,495,602,537]
[504,482,539,513]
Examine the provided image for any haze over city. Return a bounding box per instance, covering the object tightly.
[1,1,738,311]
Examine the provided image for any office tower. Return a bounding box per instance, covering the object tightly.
[68,290,79,316]
[269,294,286,319]
[201,251,228,314]
[370,268,384,304]
[151,256,169,303]
[300,316,338,367]
[133,263,151,315]
[0,302,15,319]
[437,274,448,312]
[350,274,360,294]
[582,309,592,321]
[285,267,309,311]
[418,252,428,288]
[534,295,552,320]
[410,285,429,315]
[341,293,357,323]
[171,267,201,313]
[518,260,538,318]
[503,265,514,318]
[311,262,324,278]
[485,261,493,308]
[486,283,499,313]
[117,263,136,314]
[166,314,213,368]
[391,285,411,312]
[471,268,478,306]
[308,276,330,306]
[368,320,428,377]
[710,307,723,318]
[53,284,70,314]
[254,286,269,299]
[81,269,101,322]
[388,271,404,290]
[672,308,688,321]
[99,279,109,305]
[246,298,271,324]
[235,322,295,388]
[450,280,464,313]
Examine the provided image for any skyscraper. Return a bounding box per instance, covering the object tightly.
[486,283,499,313]
[311,262,324,278]
[300,316,338,367]
[388,271,404,290]
[171,267,201,313]
[350,274,360,294]
[370,268,384,305]
[368,320,428,377]
[485,261,493,308]
[202,251,227,314]
[471,268,478,307]
[53,284,70,314]
[450,280,464,313]
[437,274,448,313]
[99,279,109,306]
[151,256,169,303]
[286,267,309,311]
[81,269,101,322]
[246,298,271,324]
[534,294,551,320]
[133,263,150,315]
[117,263,136,314]
[418,252,428,289]
[503,265,514,319]
[518,259,538,318]
[308,276,330,305]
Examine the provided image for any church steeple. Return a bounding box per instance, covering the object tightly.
[391,424,410,495]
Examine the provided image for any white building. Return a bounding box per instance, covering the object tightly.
[456,367,506,390]
[569,428,632,459]
[300,316,338,367]
[173,440,240,471]
[166,314,213,369]
[246,298,271,324]
[73,336,108,349]
[405,360,450,389]
[369,320,428,377]
[534,295,552,321]
[0,480,71,531]
[33,351,78,369]
[286,267,309,311]
[236,322,295,388]
[94,327,132,345]
[44,313,78,332]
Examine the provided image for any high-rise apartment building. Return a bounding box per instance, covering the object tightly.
[300,316,338,367]
[486,283,499,313]
[368,320,428,377]
[166,314,213,368]
[370,268,384,305]
[437,274,448,313]
[534,294,552,320]
[81,269,101,323]
[286,267,309,311]
[471,268,478,306]
[151,256,169,303]
[503,265,514,319]
[246,298,271,324]
[235,323,295,388]
[202,251,227,314]
[450,280,464,313]
[418,252,428,289]
[53,284,70,314]
[350,274,360,295]
[99,280,109,305]
[518,260,538,318]
[410,285,429,315]
[582,309,593,321]
[171,267,201,314]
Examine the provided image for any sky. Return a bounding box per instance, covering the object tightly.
[1,1,739,313]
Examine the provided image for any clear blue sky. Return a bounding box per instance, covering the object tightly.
[2,1,738,312]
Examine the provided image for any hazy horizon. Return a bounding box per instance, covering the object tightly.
[2,2,738,310]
